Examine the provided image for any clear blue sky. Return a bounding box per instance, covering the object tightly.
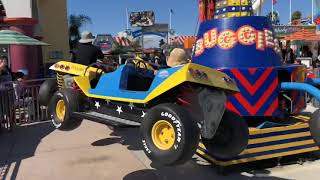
[67,0,314,36]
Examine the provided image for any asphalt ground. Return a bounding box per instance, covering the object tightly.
[0,106,320,180]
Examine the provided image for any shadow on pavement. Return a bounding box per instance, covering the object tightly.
[0,122,55,180]
[92,125,320,180]
[92,126,143,151]
[123,161,291,180]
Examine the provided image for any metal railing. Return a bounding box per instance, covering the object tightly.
[0,79,50,132]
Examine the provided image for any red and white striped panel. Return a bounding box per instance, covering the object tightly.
[170,35,195,45]
[113,37,131,46]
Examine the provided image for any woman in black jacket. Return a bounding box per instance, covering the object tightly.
[0,56,13,84]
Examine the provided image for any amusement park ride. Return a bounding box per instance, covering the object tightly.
[194,0,320,166]
[39,0,320,169]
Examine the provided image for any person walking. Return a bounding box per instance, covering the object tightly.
[285,48,296,64]
[0,56,13,133]
[72,31,104,65]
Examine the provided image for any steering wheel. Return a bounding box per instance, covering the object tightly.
[83,62,110,76]
[125,58,150,76]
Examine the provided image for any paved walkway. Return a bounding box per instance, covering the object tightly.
[1,120,320,180]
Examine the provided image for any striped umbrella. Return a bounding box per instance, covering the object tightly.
[0,30,49,46]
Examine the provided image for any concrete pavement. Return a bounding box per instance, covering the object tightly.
[1,120,320,180]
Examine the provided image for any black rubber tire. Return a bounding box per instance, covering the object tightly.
[202,110,249,160]
[38,79,58,106]
[310,109,320,145]
[140,103,200,166]
[49,88,83,131]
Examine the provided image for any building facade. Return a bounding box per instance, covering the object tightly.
[0,0,69,78]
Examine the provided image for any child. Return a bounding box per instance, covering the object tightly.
[166,48,191,67]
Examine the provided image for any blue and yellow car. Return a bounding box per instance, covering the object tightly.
[38,58,241,165]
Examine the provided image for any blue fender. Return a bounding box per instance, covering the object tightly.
[281,82,320,101]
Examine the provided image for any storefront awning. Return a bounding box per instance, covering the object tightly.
[0,30,49,46]
[284,29,320,41]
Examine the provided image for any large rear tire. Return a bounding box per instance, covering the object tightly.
[49,88,83,131]
[38,79,58,106]
[202,110,249,159]
[140,104,199,166]
[309,109,320,145]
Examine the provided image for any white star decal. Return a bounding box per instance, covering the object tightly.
[95,101,100,109]
[116,106,123,115]
[105,99,111,105]
[141,111,146,118]
[129,102,135,110]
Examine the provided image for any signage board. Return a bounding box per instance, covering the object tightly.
[273,25,316,38]
[129,11,155,27]
[142,24,169,33]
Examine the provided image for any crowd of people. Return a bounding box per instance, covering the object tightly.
[0,55,30,132]
[281,45,320,68]
[69,31,192,70]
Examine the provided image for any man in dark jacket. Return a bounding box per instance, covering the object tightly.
[0,56,14,130]
[0,56,13,85]
[72,31,104,65]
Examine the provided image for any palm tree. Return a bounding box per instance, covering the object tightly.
[267,11,280,25]
[68,14,92,49]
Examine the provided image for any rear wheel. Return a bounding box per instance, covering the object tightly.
[140,104,199,166]
[309,109,320,145]
[202,110,249,159]
[49,88,83,131]
[38,79,58,106]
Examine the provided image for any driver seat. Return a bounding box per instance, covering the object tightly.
[120,65,154,91]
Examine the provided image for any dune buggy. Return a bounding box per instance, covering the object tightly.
[38,58,240,165]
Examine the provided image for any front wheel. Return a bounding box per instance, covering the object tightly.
[49,89,83,131]
[140,104,199,166]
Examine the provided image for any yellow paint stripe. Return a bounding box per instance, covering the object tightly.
[198,146,320,166]
[249,123,309,135]
[198,143,206,149]
[241,140,315,155]
[249,132,311,144]
[196,149,220,163]
[291,115,310,121]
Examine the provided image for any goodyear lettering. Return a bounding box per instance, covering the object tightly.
[142,140,152,154]
[161,111,182,143]
[70,65,84,72]
[195,25,275,56]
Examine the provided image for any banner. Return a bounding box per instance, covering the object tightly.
[273,25,316,37]
[142,24,169,33]
[129,11,155,27]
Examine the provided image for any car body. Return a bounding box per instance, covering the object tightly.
[40,59,240,165]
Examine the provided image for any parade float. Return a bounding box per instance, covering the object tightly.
[194,0,320,167]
